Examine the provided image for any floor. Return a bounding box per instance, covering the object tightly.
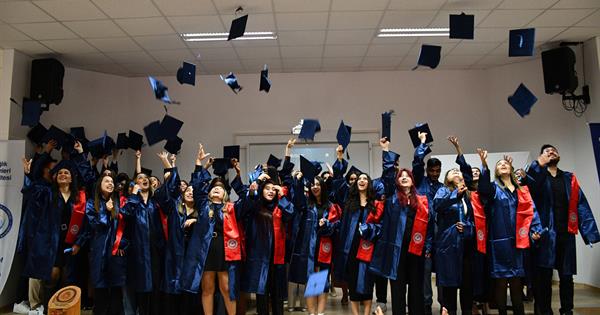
[2,282,599,314]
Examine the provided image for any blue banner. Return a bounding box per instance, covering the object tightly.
[589,123,600,185]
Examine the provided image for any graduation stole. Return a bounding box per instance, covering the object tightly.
[65,189,87,245]
[567,174,580,235]
[223,202,242,261]
[471,192,487,254]
[158,204,169,241]
[318,203,342,264]
[408,195,429,256]
[272,206,286,265]
[112,195,127,255]
[515,186,534,249]
[356,200,385,262]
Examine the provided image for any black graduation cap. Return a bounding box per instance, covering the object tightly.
[148,76,172,104]
[509,28,536,57]
[414,45,441,70]
[140,167,153,177]
[21,99,42,127]
[336,120,352,151]
[128,130,144,151]
[228,14,248,41]
[160,114,184,140]
[381,111,392,141]
[300,155,318,183]
[212,158,231,177]
[267,154,282,168]
[224,145,240,161]
[449,13,474,40]
[508,83,538,118]
[298,119,321,141]
[70,127,86,142]
[87,132,111,159]
[345,165,363,182]
[27,123,48,145]
[50,159,75,175]
[408,123,434,148]
[260,64,271,93]
[221,72,243,94]
[116,133,129,150]
[42,125,70,150]
[164,136,183,155]
[143,120,163,146]
[176,62,196,86]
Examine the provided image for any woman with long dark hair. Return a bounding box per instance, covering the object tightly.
[369,137,433,315]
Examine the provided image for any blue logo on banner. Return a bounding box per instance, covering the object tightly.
[589,123,600,185]
[0,203,12,239]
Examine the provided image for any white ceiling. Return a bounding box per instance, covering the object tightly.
[0,0,599,77]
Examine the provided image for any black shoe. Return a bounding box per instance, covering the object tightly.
[424,305,432,315]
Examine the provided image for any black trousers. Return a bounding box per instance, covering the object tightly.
[375,275,388,304]
[533,235,574,315]
[494,277,524,315]
[390,252,425,315]
[94,287,124,315]
[256,265,284,315]
[441,247,474,315]
[136,289,162,315]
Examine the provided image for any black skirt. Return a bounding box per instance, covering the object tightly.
[205,214,227,272]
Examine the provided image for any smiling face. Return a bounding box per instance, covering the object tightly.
[356,174,369,192]
[101,176,114,195]
[426,165,441,182]
[543,146,560,165]
[135,173,150,192]
[310,178,321,198]
[348,173,358,186]
[495,159,513,177]
[179,181,188,193]
[149,176,160,190]
[262,183,276,201]
[397,170,413,189]
[472,167,481,181]
[209,185,225,203]
[183,186,194,203]
[56,169,72,185]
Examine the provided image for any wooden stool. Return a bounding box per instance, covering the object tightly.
[48,285,81,315]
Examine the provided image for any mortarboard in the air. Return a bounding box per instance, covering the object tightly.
[298,119,321,141]
[267,154,282,168]
[116,133,129,150]
[408,123,434,148]
[87,133,110,159]
[220,72,243,94]
[381,111,392,141]
[101,131,115,156]
[128,130,144,151]
[27,123,48,145]
[148,76,172,104]
[259,64,271,93]
[248,164,263,183]
[176,62,196,86]
[50,159,75,175]
[144,120,163,146]
[160,114,184,140]
[228,14,248,41]
[212,158,231,177]
[449,13,474,40]
[336,120,352,151]
[300,155,318,183]
[140,167,153,177]
[42,125,70,150]
[304,270,329,297]
[508,83,538,118]
[509,28,536,57]
[21,99,42,127]
[70,127,89,152]
[164,136,183,155]
[413,45,442,70]
[224,145,240,161]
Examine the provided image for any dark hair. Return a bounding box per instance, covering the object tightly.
[94,174,119,219]
[540,144,557,154]
[426,158,441,169]
[308,176,329,208]
[180,180,189,186]
[345,173,377,214]
[52,167,80,207]
[396,168,418,210]
[264,166,281,186]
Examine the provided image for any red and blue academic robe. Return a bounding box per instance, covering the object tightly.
[527,161,600,276]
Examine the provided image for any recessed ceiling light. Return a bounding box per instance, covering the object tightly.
[181,31,277,42]
[377,28,449,37]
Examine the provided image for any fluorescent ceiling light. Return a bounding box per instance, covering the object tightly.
[377,28,449,38]
[181,31,277,42]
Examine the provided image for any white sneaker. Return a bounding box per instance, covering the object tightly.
[372,302,387,314]
[27,305,44,315]
[12,301,30,314]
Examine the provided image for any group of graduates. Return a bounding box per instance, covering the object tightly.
[15,128,600,315]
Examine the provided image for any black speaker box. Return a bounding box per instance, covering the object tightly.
[30,58,65,106]
[541,47,578,95]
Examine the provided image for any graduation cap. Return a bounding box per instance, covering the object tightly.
[408,123,434,148]
[508,83,538,118]
[300,155,318,183]
[267,154,282,168]
[248,164,263,183]
[160,114,184,139]
[176,62,196,86]
[413,45,441,70]
[70,127,89,152]
[148,76,172,104]
[116,133,129,150]
[228,14,248,41]
[449,13,474,40]
[220,72,243,94]
[224,145,240,161]
[144,121,163,146]
[27,123,48,145]
[345,165,363,182]
[212,158,231,177]
[259,64,271,93]
[50,159,75,175]
[164,136,183,155]
[128,130,144,151]
[381,111,392,141]
[336,120,352,151]
[87,132,112,159]
[21,99,42,127]
[140,167,153,177]
[298,119,321,141]
[509,28,536,57]
[304,270,329,297]
[42,125,70,150]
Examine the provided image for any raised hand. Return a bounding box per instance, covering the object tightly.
[477,148,488,168]
[169,154,176,167]
[379,137,390,151]
[249,181,258,194]
[503,154,513,166]
[22,157,32,175]
[196,143,210,166]
[45,139,57,153]
[286,138,296,156]
[447,136,462,155]
[135,150,142,159]
[257,173,271,182]
[74,141,84,154]
[418,132,428,144]
[537,151,551,167]
[204,157,214,170]
[336,145,344,160]
[232,158,241,175]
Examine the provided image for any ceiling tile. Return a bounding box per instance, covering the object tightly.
[380,10,437,28]
[361,56,402,67]
[235,46,280,59]
[388,0,446,10]
[231,38,279,47]
[475,54,514,66]
[59,52,113,65]
[535,27,568,42]
[325,30,375,45]
[277,30,326,46]
[448,42,501,55]
[331,0,388,11]
[115,17,175,36]
[323,44,368,57]
[40,39,99,53]
[168,15,225,33]
[442,0,503,10]
[241,13,275,31]
[0,24,30,41]
[498,0,558,9]
[33,0,105,21]
[553,0,600,8]
[478,9,543,27]
[63,20,126,38]
[329,11,383,30]
[240,58,282,70]
[193,47,237,60]
[322,57,362,67]
[106,51,154,63]
[0,40,53,55]
[147,49,194,62]
[153,0,217,16]
[280,45,323,58]
[529,9,595,27]
[120,62,164,73]
[441,55,482,66]
[92,0,161,18]
[283,58,322,69]
[276,12,328,31]
[551,27,600,41]
[473,27,509,42]
[201,59,243,73]
[576,10,600,26]
[213,0,273,14]
[13,22,78,40]
[134,34,186,50]
[366,43,413,56]
[185,40,233,49]
[489,42,508,55]
[321,66,359,72]
[77,63,128,75]
[371,36,418,45]
[0,1,54,23]
[273,0,331,12]
[88,37,141,52]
